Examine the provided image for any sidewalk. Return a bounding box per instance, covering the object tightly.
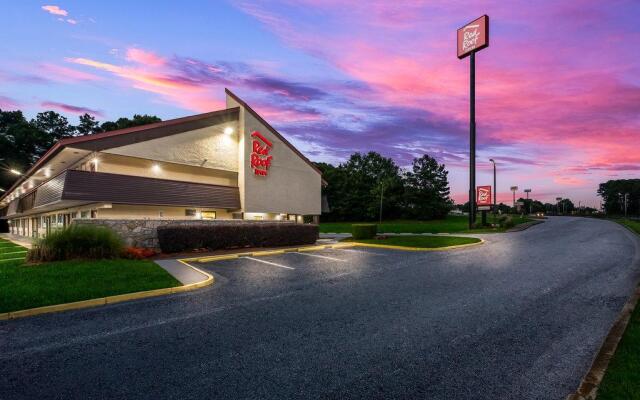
[0,233,33,249]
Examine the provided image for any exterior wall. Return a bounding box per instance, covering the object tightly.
[87,153,238,187]
[229,95,322,216]
[73,219,294,248]
[103,123,240,172]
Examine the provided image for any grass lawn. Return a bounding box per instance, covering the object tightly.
[597,297,640,399]
[0,238,180,314]
[343,235,481,248]
[321,214,533,234]
[616,218,640,236]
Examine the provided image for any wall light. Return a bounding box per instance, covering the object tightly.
[224,127,234,135]
[0,188,5,192]
[92,157,99,165]
[44,168,51,178]
[151,164,161,174]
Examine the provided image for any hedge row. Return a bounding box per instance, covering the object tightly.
[157,223,319,253]
[351,224,377,239]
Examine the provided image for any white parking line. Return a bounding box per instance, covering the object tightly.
[242,256,295,270]
[294,252,346,262]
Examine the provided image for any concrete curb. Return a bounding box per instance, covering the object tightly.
[348,238,485,252]
[506,219,545,232]
[0,259,213,321]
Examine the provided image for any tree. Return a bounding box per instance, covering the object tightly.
[404,154,452,219]
[101,114,161,132]
[31,111,74,141]
[76,113,102,135]
[316,152,404,221]
[597,179,640,216]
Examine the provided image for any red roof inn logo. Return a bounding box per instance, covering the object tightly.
[457,15,489,59]
[250,131,273,176]
[477,185,492,207]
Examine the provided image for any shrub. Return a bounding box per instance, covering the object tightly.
[352,224,377,239]
[27,224,123,262]
[498,215,515,229]
[157,222,319,253]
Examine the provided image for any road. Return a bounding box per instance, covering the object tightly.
[2,217,639,399]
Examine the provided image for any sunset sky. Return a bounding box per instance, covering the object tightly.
[1,1,639,207]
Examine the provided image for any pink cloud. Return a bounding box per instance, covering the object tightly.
[40,64,103,82]
[0,95,20,110]
[126,48,166,67]
[41,101,103,117]
[41,5,67,16]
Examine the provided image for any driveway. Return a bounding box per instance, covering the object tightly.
[1,217,639,399]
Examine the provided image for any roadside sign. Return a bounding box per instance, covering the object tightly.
[476,185,492,206]
[457,15,489,59]
[510,186,518,191]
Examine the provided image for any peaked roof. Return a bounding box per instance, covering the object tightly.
[1,91,325,203]
[225,88,323,178]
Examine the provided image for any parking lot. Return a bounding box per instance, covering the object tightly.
[2,217,640,399]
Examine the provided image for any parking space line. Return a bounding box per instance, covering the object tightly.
[293,252,346,262]
[242,256,295,270]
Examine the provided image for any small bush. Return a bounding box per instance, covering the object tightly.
[352,224,377,239]
[498,215,515,229]
[27,225,123,262]
[157,222,319,253]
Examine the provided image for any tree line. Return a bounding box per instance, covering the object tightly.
[316,152,453,221]
[598,179,640,216]
[0,109,160,190]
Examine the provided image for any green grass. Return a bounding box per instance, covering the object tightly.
[597,298,640,399]
[0,238,180,313]
[616,218,640,236]
[343,235,481,248]
[320,214,533,234]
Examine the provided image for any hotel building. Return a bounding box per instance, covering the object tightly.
[0,89,323,238]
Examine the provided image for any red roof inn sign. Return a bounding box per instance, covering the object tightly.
[457,15,489,59]
[250,131,273,176]
[477,185,492,207]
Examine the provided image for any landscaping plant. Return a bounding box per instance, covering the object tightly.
[351,224,378,239]
[27,225,124,262]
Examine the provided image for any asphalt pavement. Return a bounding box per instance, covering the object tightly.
[1,217,639,399]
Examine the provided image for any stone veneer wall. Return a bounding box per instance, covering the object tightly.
[72,219,294,249]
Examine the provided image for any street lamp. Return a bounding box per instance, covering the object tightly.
[489,159,496,214]
[524,189,531,214]
[510,186,518,210]
[556,197,562,215]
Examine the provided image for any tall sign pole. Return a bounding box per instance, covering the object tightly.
[458,15,489,229]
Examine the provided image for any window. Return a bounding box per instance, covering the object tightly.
[90,210,97,219]
[80,211,89,219]
[201,211,216,220]
[71,212,77,219]
[185,209,197,217]
[57,214,63,224]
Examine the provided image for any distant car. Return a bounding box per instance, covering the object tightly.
[536,212,545,217]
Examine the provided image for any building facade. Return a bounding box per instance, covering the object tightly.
[0,89,323,238]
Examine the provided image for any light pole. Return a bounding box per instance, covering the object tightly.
[510,186,518,211]
[556,197,562,215]
[489,159,496,215]
[524,189,531,214]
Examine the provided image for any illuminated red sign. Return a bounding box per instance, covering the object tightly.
[250,131,273,176]
[457,15,489,59]
[476,185,492,206]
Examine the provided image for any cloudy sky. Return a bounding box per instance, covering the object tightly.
[1,1,639,206]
